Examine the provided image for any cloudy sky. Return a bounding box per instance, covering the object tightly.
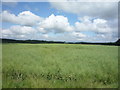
[1,1,118,42]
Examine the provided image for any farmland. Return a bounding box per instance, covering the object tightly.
[2,43,118,88]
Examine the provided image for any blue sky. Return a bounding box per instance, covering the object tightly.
[1,1,118,42]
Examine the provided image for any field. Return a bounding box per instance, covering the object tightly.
[2,43,118,88]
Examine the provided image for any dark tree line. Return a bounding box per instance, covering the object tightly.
[0,38,65,44]
[0,38,120,46]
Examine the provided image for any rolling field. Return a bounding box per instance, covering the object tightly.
[2,44,118,88]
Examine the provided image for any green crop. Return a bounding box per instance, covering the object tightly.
[2,43,118,88]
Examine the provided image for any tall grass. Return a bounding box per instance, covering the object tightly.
[2,44,118,88]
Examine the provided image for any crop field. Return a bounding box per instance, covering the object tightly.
[2,43,118,88]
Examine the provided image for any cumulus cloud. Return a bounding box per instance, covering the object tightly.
[1,9,118,42]
[75,16,113,34]
[50,2,118,20]
[2,25,36,39]
[1,11,73,33]
[86,33,118,42]
[1,24,117,42]
[1,10,43,26]
[71,32,86,38]
[37,14,74,33]
[10,25,35,34]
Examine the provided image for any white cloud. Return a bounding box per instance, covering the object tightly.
[1,10,43,26]
[36,27,47,34]
[50,2,117,20]
[42,34,49,38]
[75,16,113,34]
[71,32,86,38]
[1,10,118,42]
[2,25,36,39]
[38,14,74,33]
[10,25,35,34]
[46,2,118,42]
[1,24,117,42]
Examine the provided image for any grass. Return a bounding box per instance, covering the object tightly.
[2,43,118,88]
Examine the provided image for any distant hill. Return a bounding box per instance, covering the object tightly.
[0,38,120,46]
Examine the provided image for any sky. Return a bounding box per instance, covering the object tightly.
[0,1,118,42]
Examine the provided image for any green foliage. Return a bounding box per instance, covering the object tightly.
[2,44,118,88]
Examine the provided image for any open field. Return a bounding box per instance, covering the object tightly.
[2,43,118,88]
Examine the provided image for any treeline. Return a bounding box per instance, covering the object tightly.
[0,38,120,46]
[1,38,65,44]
